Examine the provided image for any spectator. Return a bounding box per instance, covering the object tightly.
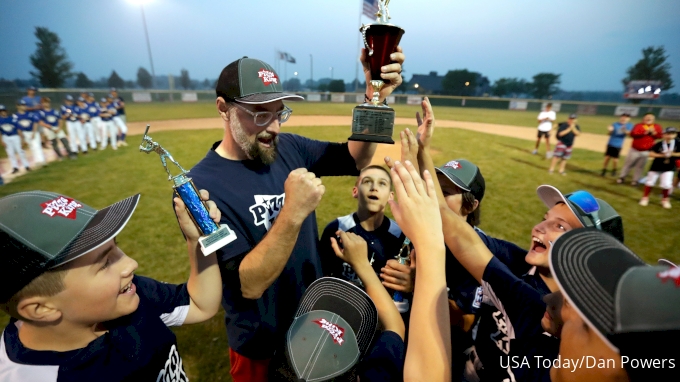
[549,114,581,175]
[617,113,663,185]
[602,113,633,177]
[639,127,680,209]
[533,103,556,158]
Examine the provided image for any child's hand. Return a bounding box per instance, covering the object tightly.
[174,189,220,243]
[388,160,443,247]
[331,230,369,269]
[416,97,435,149]
[385,128,419,174]
[381,249,416,292]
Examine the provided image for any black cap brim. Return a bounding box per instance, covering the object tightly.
[236,92,304,104]
[549,228,645,352]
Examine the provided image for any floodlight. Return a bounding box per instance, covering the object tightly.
[646,85,652,92]
[638,88,644,94]
[654,88,661,94]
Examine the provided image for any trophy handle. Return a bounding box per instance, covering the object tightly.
[360,24,373,56]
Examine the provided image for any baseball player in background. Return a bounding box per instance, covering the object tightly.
[61,95,87,154]
[0,105,31,174]
[86,93,102,145]
[77,97,97,151]
[37,97,77,160]
[110,88,128,146]
[107,93,128,147]
[14,100,46,166]
[98,98,117,150]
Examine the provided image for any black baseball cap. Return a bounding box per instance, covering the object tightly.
[550,228,680,381]
[621,113,631,117]
[215,57,304,104]
[0,191,140,302]
[286,277,378,381]
[664,127,678,134]
[537,185,623,242]
[0,105,6,111]
[435,159,486,202]
[568,113,577,119]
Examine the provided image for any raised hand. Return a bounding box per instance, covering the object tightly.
[416,97,435,148]
[330,230,369,268]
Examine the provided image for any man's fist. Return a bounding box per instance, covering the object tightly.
[282,168,325,224]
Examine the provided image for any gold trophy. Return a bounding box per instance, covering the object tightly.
[350,0,405,144]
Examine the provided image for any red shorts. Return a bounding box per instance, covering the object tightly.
[229,348,271,382]
[554,142,573,159]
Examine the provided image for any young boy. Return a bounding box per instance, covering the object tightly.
[98,98,118,150]
[639,127,680,209]
[108,93,128,147]
[602,113,633,176]
[77,96,97,151]
[0,189,223,380]
[37,97,77,160]
[14,100,46,166]
[549,114,581,175]
[318,165,414,307]
[0,104,31,174]
[61,95,87,155]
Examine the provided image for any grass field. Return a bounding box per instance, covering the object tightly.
[124,101,680,136]
[1,122,679,380]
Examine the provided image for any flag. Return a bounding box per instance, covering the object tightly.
[363,0,379,19]
[277,51,296,63]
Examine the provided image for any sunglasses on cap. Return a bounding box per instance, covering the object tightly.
[566,190,601,230]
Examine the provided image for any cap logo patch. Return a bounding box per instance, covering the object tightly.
[658,267,680,287]
[313,318,345,345]
[445,160,461,170]
[41,196,82,220]
[258,69,279,86]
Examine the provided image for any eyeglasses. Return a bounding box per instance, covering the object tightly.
[566,190,601,230]
[229,102,292,126]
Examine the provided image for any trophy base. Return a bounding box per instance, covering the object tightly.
[394,299,410,313]
[349,104,395,144]
[198,224,237,256]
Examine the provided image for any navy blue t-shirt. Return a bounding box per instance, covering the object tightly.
[113,97,125,115]
[0,276,191,381]
[556,122,581,147]
[188,133,360,359]
[357,330,405,381]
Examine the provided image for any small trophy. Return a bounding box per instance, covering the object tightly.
[350,0,405,144]
[393,237,411,313]
[140,125,237,255]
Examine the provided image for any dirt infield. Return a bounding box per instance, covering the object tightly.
[2,116,626,178]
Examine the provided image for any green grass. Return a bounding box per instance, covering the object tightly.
[124,101,680,136]
[1,125,679,380]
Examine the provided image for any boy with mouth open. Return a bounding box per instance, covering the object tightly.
[0,190,223,381]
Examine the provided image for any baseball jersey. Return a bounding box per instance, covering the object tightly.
[77,105,91,122]
[113,98,125,115]
[607,121,633,148]
[86,102,100,118]
[556,122,581,147]
[0,116,18,136]
[188,134,360,359]
[12,112,35,133]
[319,213,405,287]
[649,140,680,173]
[60,104,78,122]
[0,275,191,381]
[537,110,556,132]
[99,104,114,121]
[38,109,61,130]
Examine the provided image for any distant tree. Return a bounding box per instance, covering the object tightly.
[529,73,561,99]
[318,83,328,92]
[29,27,74,87]
[75,72,93,88]
[328,79,345,92]
[108,71,125,89]
[0,78,18,90]
[202,78,211,88]
[442,69,478,96]
[284,78,301,92]
[137,67,153,89]
[492,78,529,97]
[180,69,192,89]
[623,46,674,91]
[124,80,136,89]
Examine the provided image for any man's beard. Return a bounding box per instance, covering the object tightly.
[230,120,278,165]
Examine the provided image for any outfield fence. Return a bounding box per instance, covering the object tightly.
[2,89,679,120]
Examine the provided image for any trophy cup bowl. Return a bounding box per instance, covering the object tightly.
[349,14,405,144]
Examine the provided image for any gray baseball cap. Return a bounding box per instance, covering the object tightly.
[286,277,378,381]
[435,159,486,202]
[215,57,304,104]
[0,191,140,302]
[550,228,680,381]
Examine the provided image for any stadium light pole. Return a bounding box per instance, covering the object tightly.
[310,54,313,89]
[330,67,334,80]
[130,0,156,89]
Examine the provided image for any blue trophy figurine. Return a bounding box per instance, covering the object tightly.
[140,125,236,255]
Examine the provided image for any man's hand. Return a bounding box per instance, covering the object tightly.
[174,189,220,243]
[330,230,369,269]
[416,97,435,148]
[361,46,405,101]
[381,249,416,293]
[281,168,325,225]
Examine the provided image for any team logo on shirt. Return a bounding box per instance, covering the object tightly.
[313,318,345,345]
[41,196,82,220]
[445,160,461,170]
[490,310,510,354]
[249,194,285,230]
[258,69,279,86]
[156,345,188,382]
[658,267,680,287]
[1,123,13,133]
[17,119,32,129]
[46,115,58,124]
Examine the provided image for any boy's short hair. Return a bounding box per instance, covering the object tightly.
[546,103,552,107]
[41,97,51,103]
[356,165,392,187]
[0,191,140,319]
